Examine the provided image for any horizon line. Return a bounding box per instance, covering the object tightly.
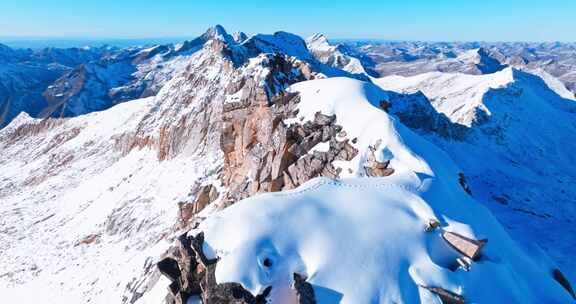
[1,35,575,47]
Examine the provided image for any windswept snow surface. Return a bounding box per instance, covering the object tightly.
[376,69,576,283]
[374,68,518,126]
[196,78,573,303]
[526,68,576,101]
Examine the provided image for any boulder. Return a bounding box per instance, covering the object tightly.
[422,286,465,304]
[364,146,394,177]
[157,257,182,282]
[158,232,270,304]
[442,231,487,260]
[424,219,441,232]
[293,273,316,304]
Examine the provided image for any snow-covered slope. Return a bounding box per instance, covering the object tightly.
[344,40,576,95]
[375,67,575,126]
[0,26,233,127]
[195,77,573,303]
[376,69,576,283]
[526,68,576,100]
[370,47,508,77]
[306,34,371,76]
[0,97,224,303]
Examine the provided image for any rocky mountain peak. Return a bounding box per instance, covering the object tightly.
[475,47,508,73]
[202,24,235,44]
[243,31,313,61]
[232,31,249,43]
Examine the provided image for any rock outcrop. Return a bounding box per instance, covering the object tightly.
[293,273,317,304]
[158,233,271,304]
[221,92,358,203]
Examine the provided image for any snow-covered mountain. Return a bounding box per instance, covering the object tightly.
[306,33,375,77]
[340,40,576,96]
[376,67,576,284]
[0,43,109,127]
[195,77,572,303]
[1,26,575,304]
[38,26,232,119]
[366,47,508,77]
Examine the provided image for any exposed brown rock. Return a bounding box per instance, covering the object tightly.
[442,231,487,260]
[75,233,100,246]
[424,219,441,232]
[422,285,465,304]
[220,88,358,202]
[157,45,365,303]
[175,234,202,296]
[5,118,65,144]
[178,184,219,229]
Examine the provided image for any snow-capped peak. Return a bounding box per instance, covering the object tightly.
[202,24,235,44]
[457,47,507,74]
[232,31,249,43]
[305,33,371,77]
[306,33,332,51]
[244,31,314,61]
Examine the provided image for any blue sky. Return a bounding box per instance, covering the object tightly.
[1,0,575,41]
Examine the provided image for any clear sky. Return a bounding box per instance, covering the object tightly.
[1,0,575,41]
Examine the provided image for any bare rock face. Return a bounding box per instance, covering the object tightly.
[215,51,360,204]
[221,93,358,203]
[159,233,271,304]
[386,91,469,141]
[178,184,219,228]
